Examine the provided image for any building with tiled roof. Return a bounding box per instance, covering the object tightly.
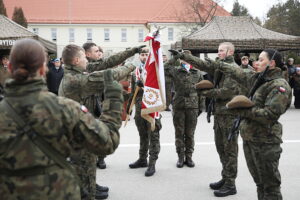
[4,0,230,56]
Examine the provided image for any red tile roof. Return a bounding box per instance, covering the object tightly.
[4,0,230,24]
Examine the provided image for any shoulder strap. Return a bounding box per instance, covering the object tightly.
[2,99,80,184]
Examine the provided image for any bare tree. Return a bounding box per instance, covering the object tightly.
[175,0,223,36]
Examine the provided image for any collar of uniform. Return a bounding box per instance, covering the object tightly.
[222,56,235,63]
[264,68,284,81]
[64,64,85,73]
[4,78,47,96]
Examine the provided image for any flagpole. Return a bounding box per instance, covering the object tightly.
[124,86,140,127]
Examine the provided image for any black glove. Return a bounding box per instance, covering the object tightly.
[136,80,144,88]
[168,49,182,60]
[103,69,123,100]
[134,45,147,53]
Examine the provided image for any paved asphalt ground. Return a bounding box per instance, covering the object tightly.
[97,100,300,200]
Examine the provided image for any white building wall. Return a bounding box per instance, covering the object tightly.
[28,23,185,57]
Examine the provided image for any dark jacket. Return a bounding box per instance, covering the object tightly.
[46,65,64,94]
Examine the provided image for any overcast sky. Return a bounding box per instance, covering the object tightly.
[220,0,288,20]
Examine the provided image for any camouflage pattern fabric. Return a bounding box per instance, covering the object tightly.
[0,64,10,95]
[214,114,238,186]
[164,59,203,158]
[59,65,130,200]
[86,48,137,72]
[219,65,292,199]
[243,141,282,200]
[181,54,241,186]
[128,73,161,165]
[0,78,121,199]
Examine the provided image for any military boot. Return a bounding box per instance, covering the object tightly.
[96,158,106,169]
[214,185,237,197]
[176,156,184,168]
[185,157,195,168]
[96,184,109,192]
[145,164,156,177]
[129,159,148,169]
[95,190,108,200]
[209,179,225,190]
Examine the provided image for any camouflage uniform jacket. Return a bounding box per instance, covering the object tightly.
[164,59,203,109]
[0,64,10,92]
[181,54,241,115]
[0,78,121,199]
[87,48,137,72]
[59,64,134,113]
[219,66,292,143]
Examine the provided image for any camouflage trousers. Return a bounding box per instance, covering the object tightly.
[134,115,161,165]
[214,114,238,186]
[165,81,173,109]
[173,108,198,158]
[70,150,97,200]
[243,141,282,200]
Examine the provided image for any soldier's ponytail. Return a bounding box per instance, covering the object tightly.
[9,39,46,82]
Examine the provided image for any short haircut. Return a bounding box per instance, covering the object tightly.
[62,44,84,65]
[219,42,235,52]
[98,46,103,53]
[139,48,149,54]
[82,42,97,52]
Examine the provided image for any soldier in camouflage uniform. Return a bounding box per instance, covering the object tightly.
[127,48,162,177]
[82,42,145,171]
[0,55,10,99]
[0,39,123,200]
[164,51,203,168]
[219,49,292,200]
[58,44,135,200]
[163,54,173,111]
[170,42,241,197]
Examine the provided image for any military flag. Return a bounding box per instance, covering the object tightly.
[141,30,166,130]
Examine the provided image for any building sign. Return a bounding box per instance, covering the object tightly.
[0,40,16,47]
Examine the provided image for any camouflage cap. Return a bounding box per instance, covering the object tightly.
[195,80,214,89]
[226,95,254,109]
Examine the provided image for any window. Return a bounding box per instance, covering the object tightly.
[138,29,144,42]
[69,28,75,42]
[51,28,57,41]
[87,28,92,41]
[121,28,127,42]
[104,29,110,41]
[168,28,174,41]
[32,28,39,35]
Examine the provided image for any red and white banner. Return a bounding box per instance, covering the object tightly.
[141,31,166,131]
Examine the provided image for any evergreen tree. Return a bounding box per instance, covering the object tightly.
[264,0,300,36]
[0,0,7,16]
[12,7,28,28]
[231,0,250,16]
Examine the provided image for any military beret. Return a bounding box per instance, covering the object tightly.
[226,95,254,109]
[195,80,214,89]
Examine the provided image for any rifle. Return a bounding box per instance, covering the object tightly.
[206,71,223,123]
[227,65,271,141]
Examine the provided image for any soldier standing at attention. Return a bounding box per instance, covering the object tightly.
[219,49,291,200]
[164,50,203,168]
[170,42,241,197]
[0,38,123,200]
[83,42,145,170]
[127,48,162,177]
[163,54,173,111]
[59,44,135,200]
